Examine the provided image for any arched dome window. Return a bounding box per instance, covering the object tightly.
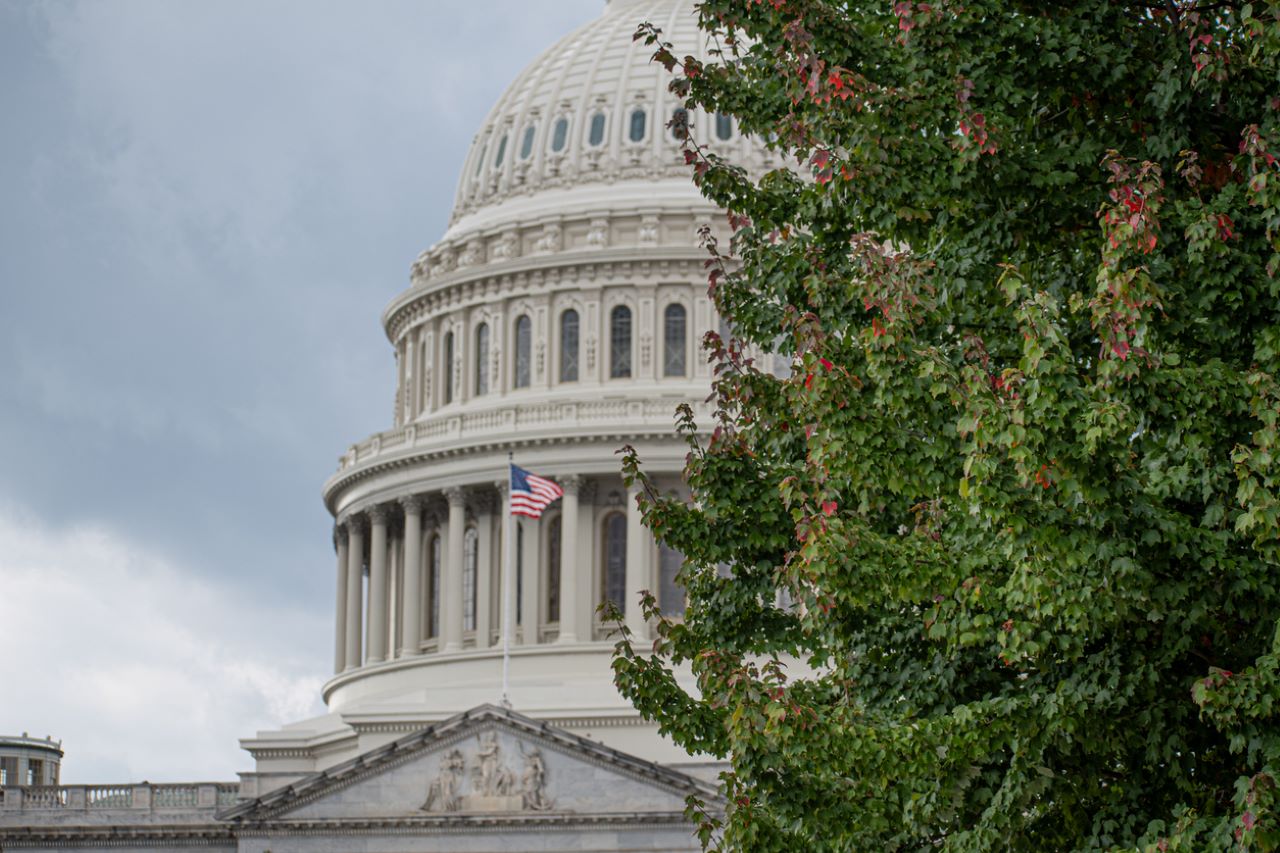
[550,116,569,152]
[663,303,686,377]
[587,112,606,147]
[443,331,455,404]
[659,544,686,617]
[463,527,478,632]
[514,314,532,389]
[473,142,488,177]
[494,133,508,167]
[547,514,561,623]
[428,532,442,639]
[715,113,734,141]
[602,512,626,614]
[628,108,647,143]
[520,124,536,160]
[609,306,631,378]
[560,309,579,382]
[474,323,490,396]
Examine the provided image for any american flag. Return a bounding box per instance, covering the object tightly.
[509,464,563,518]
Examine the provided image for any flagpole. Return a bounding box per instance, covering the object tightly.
[501,451,514,707]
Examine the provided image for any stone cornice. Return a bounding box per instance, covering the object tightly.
[233,810,694,836]
[384,248,711,344]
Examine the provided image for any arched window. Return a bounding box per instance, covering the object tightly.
[550,117,569,152]
[473,142,487,177]
[519,124,536,160]
[547,515,562,623]
[602,513,627,614]
[443,331,454,404]
[663,303,686,377]
[715,113,734,141]
[494,134,508,167]
[514,314,532,388]
[629,108,647,142]
[463,527,478,632]
[474,323,489,396]
[610,306,631,378]
[588,112,606,147]
[659,544,686,617]
[560,309,579,382]
[428,533,442,638]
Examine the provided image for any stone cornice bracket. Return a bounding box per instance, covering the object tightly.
[560,474,584,496]
[444,486,467,508]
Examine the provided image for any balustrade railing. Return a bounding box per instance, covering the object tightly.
[0,782,238,814]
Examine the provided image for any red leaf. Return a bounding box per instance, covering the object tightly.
[821,500,837,516]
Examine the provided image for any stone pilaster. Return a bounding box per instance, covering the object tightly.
[625,484,650,641]
[522,513,541,646]
[473,491,494,649]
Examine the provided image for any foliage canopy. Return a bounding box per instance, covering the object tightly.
[614,1,1280,849]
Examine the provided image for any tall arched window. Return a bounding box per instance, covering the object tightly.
[474,323,489,396]
[443,331,455,404]
[463,527,478,632]
[514,314,532,388]
[550,117,569,152]
[602,513,627,614]
[494,134,508,167]
[659,544,686,617]
[560,309,579,382]
[610,306,631,378]
[547,515,562,623]
[663,303,687,377]
[428,533,442,638]
[588,112,606,147]
[629,108,647,142]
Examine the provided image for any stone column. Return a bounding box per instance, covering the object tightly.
[474,491,494,649]
[556,476,583,644]
[333,525,349,673]
[344,515,365,670]
[625,484,650,641]
[444,487,466,652]
[522,515,541,645]
[399,496,425,657]
[366,506,390,664]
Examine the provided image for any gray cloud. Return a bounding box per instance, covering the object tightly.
[0,0,601,779]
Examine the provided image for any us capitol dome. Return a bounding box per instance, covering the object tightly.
[0,2,782,849]
[239,0,773,795]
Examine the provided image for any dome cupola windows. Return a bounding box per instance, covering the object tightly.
[628,107,647,143]
[494,133,508,168]
[550,117,569,153]
[587,112,607,147]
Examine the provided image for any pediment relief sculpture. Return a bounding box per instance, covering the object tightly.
[421,731,553,814]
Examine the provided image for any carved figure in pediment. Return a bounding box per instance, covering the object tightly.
[473,731,516,796]
[520,746,553,811]
[421,749,465,812]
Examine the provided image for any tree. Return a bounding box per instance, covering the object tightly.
[612,2,1280,849]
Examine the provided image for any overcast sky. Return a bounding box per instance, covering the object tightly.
[0,0,600,783]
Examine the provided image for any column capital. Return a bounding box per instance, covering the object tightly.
[399,494,428,515]
[579,479,598,505]
[367,504,392,526]
[560,474,584,496]
[467,488,496,515]
[342,513,366,535]
[444,486,467,507]
[333,523,348,547]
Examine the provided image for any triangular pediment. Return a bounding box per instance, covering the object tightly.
[219,704,718,825]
